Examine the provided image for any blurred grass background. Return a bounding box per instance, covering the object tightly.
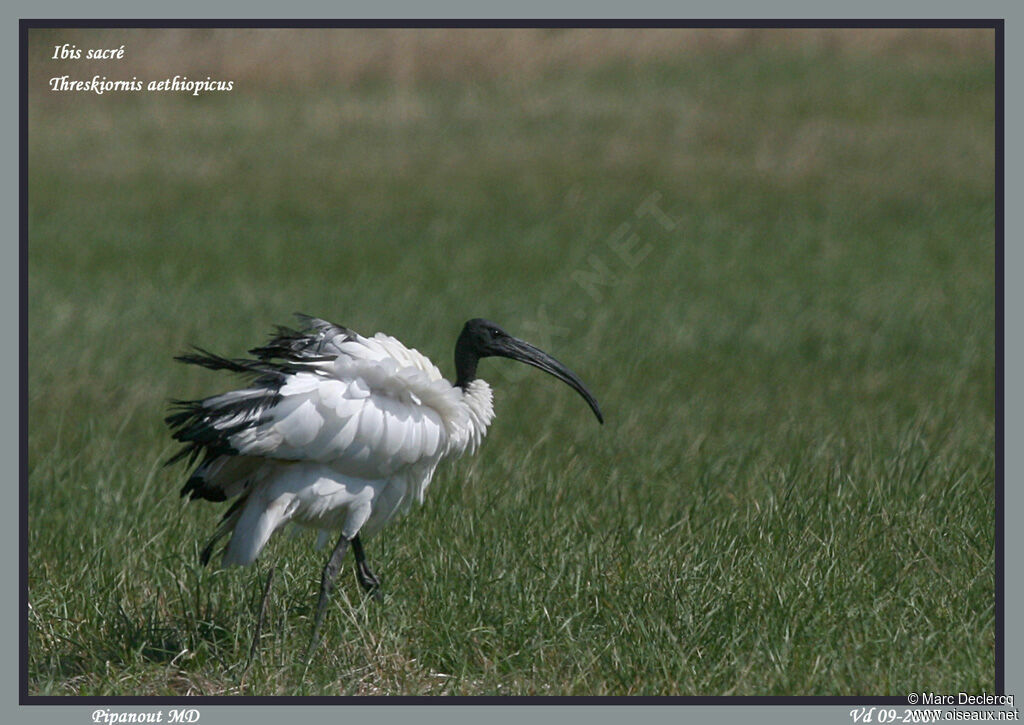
[27,28,995,696]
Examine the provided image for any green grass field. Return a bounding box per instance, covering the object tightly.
[27,31,995,696]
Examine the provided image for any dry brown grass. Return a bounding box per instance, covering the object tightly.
[30,27,994,94]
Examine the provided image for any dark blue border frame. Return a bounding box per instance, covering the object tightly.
[19,17,1005,706]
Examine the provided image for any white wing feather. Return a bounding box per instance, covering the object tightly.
[225,332,483,478]
[273,399,324,448]
[176,322,499,567]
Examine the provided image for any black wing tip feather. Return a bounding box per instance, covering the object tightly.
[167,314,352,503]
[166,335,300,476]
[198,496,249,566]
[248,313,354,361]
[173,346,300,380]
[181,478,228,502]
[165,392,275,474]
[294,313,356,339]
[174,346,243,371]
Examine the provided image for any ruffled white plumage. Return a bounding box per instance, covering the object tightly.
[198,328,494,566]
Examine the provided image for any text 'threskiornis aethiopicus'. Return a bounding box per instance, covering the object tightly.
[166,315,603,652]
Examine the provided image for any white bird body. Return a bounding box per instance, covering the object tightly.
[169,319,495,566]
[169,313,600,646]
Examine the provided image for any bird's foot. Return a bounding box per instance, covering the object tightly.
[356,561,383,601]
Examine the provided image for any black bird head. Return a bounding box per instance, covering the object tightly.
[455,318,604,424]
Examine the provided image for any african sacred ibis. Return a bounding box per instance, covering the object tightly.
[166,315,602,646]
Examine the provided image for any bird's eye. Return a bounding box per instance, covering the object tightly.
[489,328,501,338]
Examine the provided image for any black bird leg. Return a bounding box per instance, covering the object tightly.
[245,565,275,672]
[307,532,350,659]
[352,534,382,600]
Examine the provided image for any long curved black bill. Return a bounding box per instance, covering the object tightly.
[500,338,604,424]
